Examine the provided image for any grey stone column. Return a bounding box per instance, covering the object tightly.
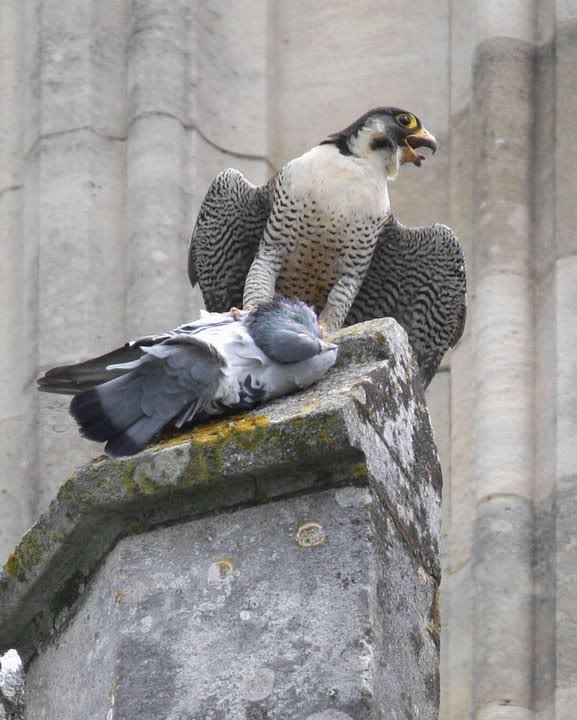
[533,4,577,720]
[125,0,192,337]
[470,4,536,720]
[0,320,441,720]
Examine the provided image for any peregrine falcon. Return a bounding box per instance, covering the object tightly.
[189,107,466,388]
[37,298,337,457]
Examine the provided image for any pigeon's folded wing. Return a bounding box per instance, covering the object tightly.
[36,336,168,395]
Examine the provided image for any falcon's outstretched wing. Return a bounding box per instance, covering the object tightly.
[188,168,274,311]
[346,216,466,388]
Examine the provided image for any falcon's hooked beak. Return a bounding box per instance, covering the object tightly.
[402,127,438,167]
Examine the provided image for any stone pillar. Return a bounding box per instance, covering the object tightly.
[0,320,441,720]
[533,4,577,720]
[470,3,536,719]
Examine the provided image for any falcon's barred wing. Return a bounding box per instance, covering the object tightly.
[346,216,466,388]
[188,170,466,387]
[188,168,274,311]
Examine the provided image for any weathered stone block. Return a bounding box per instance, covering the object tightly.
[0,319,441,719]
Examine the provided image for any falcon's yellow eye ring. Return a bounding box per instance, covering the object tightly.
[395,113,418,130]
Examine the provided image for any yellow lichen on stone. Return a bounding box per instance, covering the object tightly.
[301,401,321,413]
[5,553,20,577]
[174,416,271,485]
[296,521,327,548]
[427,589,441,643]
[216,558,236,577]
[350,462,368,480]
[189,415,269,449]
[157,414,270,453]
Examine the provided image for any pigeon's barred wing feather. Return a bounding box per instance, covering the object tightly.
[346,216,466,387]
[188,168,274,311]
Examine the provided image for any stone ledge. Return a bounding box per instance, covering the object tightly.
[0,318,441,665]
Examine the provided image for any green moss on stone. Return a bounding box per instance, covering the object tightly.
[17,533,44,571]
[138,475,159,494]
[125,518,145,536]
[122,460,138,495]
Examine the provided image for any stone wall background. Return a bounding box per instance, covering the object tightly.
[0,1,575,719]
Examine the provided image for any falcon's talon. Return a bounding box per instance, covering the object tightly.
[229,307,243,320]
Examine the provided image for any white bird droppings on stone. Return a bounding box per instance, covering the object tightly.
[239,667,275,701]
[239,610,251,621]
[0,650,22,674]
[139,615,153,633]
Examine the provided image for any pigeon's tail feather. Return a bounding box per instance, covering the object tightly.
[105,415,168,458]
[69,372,168,457]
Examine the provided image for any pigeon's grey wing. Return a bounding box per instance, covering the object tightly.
[36,335,170,395]
[347,216,467,388]
[70,334,228,458]
[138,336,227,419]
[36,310,238,395]
[188,168,275,311]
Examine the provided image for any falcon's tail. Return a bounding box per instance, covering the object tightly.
[70,373,168,458]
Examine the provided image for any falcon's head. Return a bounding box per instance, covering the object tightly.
[321,107,438,180]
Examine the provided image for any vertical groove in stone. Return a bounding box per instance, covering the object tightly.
[125,0,191,336]
[0,1,34,560]
[182,0,203,317]
[533,3,557,718]
[441,3,475,717]
[470,6,536,714]
[552,9,577,720]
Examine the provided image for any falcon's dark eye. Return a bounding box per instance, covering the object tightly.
[395,113,418,130]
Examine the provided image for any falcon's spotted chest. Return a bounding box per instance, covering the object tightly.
[273,143,390,312]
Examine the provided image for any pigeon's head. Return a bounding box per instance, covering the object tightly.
[245,297,337,364]
[321,107,437,180]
